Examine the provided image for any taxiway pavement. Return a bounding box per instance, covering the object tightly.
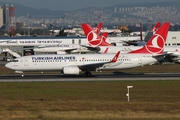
[0,73,180,82]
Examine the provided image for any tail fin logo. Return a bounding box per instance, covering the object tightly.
[94,22,102,35]
[145,34,165,54]
[101,34,107,42]
[87,30,103,46]
[94,27,100,34]
[152,22,161,32]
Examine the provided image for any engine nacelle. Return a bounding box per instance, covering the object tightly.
[62,66,80,75]
[56,51,67,54]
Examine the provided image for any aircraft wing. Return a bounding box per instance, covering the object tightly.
[80,45,100,52]
[0,40,10,43]
[151,52,175,62]
[78,51,120,71]
[122,40,139,46]
[165,51,180,57]
[63,48,81,54]
[152,52,180,63]
[78,62,108,71]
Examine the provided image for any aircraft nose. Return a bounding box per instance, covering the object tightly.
[5,63,12,69]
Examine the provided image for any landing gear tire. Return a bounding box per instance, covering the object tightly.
[85,71,92,77]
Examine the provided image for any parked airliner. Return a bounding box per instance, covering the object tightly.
[0,23,109,55]
[81,22,180,63]
[5,22,170,76]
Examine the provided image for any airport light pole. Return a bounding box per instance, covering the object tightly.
[126,86,133,102]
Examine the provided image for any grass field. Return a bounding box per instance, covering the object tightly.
[0,81,180,120]
[1,64,180,119]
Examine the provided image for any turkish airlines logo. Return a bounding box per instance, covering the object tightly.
[152,27,157,32]
[145,34,165,54]
[87,30,103,46]
[94,27,100,34]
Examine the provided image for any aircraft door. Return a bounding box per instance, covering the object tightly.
[24,58,29,66]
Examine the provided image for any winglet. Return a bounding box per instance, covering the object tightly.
[111,51,120,62]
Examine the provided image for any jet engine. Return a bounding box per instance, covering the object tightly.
[56,51,67,54]
[62,66,80,75]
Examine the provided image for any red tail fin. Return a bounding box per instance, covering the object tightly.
[94,22,102,35]
[81,23,112,46]
[101,32,108,41]
[152,21,161,32]
[129,22,170,54]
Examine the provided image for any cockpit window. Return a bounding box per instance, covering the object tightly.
[12,60,19,62]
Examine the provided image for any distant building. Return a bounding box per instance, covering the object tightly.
[3,4,10,32]
[114,7,117,12]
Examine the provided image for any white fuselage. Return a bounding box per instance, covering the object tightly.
[5,53,164,73]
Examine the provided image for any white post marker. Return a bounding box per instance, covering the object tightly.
[126,86,133,102]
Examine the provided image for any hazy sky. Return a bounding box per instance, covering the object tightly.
[0,0,175,11]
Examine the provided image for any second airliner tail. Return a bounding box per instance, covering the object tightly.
[81,23,112,46]
[129,22,170,54]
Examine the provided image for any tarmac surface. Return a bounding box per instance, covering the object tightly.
[0,73,180,82]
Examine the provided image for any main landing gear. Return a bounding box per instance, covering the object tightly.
[84,70,92,77]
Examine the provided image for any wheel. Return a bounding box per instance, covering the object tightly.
[85,71,92,77]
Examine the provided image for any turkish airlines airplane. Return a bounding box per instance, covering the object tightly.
[82,22,180,63]
[32,23,109,54]
[152,21,161,32]
[5,22,170,77]
[0,23,105,55]
[137,21,161,46]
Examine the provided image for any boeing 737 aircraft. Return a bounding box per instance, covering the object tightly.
[5,22,170,76]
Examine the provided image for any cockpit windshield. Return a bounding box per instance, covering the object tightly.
[12,60,19,62]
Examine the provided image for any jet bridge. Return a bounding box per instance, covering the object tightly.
[2,48,21,61]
